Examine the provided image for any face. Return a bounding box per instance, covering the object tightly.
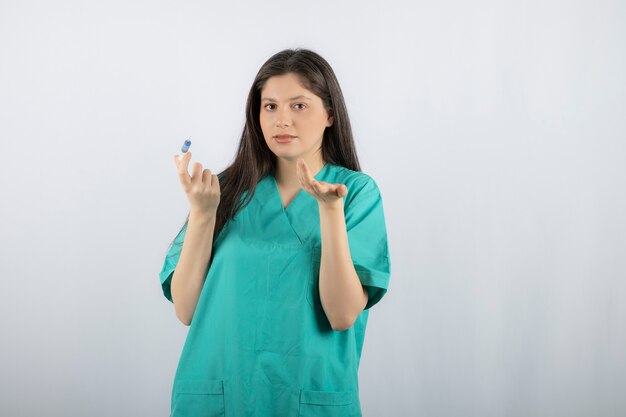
[259,72,333,163]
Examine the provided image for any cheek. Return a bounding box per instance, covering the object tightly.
[260,113,272,130]
[259,119,269,137]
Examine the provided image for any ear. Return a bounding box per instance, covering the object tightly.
[327,109,334,127]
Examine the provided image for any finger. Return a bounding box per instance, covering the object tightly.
[313,180,328,196]
[191,161,203,182]
[174,154,187,171]
[300,171,317,196]
[300,160,319,194]
[202,168,211,185]
[296,159,306,188]
[212,174,220,190]
[182,152,192,174]
[299,158,315,183]
[174,154,191,183]
[317,182,345,200]
[332,184,343,198]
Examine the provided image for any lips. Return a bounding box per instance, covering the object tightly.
[274,134,297,143]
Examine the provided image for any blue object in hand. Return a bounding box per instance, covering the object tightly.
[181,137,192,153]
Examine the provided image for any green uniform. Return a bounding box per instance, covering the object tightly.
[159,163,391,417]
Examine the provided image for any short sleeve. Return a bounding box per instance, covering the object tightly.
[345,176,391,310]
[158,223,188,303]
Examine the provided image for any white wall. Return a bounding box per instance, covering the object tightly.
[1,0,624,416]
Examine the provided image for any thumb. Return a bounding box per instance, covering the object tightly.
[336,184,348,198]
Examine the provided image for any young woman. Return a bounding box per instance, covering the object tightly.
[159,48,391,417]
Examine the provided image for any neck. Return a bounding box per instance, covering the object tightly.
[274,154,326,188]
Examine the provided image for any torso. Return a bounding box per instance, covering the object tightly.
[169,162,380,416]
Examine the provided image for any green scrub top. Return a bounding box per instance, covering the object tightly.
[159,162,391,417]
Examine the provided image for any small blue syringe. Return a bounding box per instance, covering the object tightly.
[181,137,191,153]
[177,137,192,161]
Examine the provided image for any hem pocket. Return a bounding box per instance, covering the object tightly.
[300,389,353,405]
[299,389,357,417]
[172,379,225,417]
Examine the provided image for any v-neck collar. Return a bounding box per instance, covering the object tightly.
[246,163,334,247]
[269,162,331,212]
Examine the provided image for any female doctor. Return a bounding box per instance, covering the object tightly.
[159,47,391,417]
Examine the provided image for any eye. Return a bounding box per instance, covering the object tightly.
[262,103,306,111]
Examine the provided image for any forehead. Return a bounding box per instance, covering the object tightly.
[261,73,316,101]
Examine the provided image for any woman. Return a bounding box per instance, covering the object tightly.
[159,48,391,417]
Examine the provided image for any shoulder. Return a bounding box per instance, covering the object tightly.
[324,164,382,207]
[325,164,378,188]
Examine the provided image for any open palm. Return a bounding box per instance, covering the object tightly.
[297,158,348,205]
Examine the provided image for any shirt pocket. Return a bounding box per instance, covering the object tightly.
[255,250,313,352]
[171,379,225,417]
[298,389,357,417]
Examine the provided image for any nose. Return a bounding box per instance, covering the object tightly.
[275,108,291,127]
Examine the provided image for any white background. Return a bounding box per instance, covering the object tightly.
[1,0,625,416]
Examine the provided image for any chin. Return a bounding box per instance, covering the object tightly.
[274,151,304,161]
[275,153,299,160]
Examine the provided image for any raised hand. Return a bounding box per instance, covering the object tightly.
[173,152,221,215]
[297,158,347,206]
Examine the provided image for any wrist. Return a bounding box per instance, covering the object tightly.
[189,209,216,223]
[318,199,344,212]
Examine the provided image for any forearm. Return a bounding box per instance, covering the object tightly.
[318,201,368,331]
[171,211,216,325]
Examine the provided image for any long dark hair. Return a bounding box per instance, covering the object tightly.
[166,48,362,258]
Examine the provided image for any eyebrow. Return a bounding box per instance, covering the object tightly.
[261,95,313,102]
